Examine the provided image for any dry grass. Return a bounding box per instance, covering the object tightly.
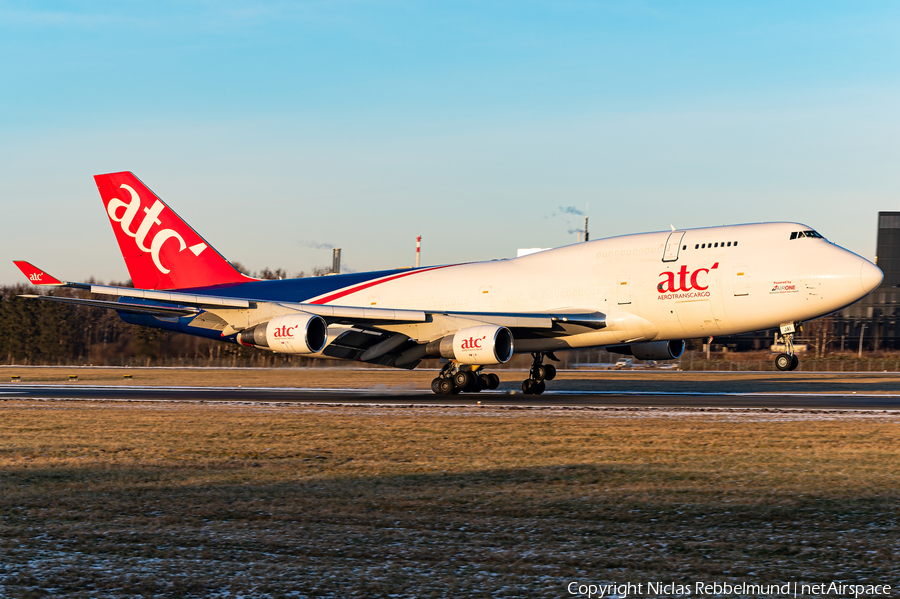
[1,401,898,597]
[4,365,900,395]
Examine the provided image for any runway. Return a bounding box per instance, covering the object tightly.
[3,384,900,409]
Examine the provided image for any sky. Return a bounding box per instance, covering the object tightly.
[1,1,898,284]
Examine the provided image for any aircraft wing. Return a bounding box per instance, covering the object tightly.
[14,262,606,368]
[17,282,604,329]
[15,262,604,329]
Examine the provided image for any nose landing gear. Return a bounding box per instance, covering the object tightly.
[774,324,801,371]
[431,363,501,395]
[522,352,558,395]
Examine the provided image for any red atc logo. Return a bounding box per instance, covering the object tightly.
[272,325,299,339]
[658,263,719,294]
[460,336,486,350]
[28,273,42,282]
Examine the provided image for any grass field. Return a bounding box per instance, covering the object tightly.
[1,400,898,597]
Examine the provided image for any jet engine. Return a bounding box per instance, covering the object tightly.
[425,325,514,365]
[238,313,328,354]
[607,340,685,361]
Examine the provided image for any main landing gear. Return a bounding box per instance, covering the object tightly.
[431,362,501,395]
[521,352,558,395]
[774,324,801,371]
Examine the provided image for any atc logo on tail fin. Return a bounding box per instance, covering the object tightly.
[94,172,254,290]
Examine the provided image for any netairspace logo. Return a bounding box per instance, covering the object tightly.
[567,581,892,598]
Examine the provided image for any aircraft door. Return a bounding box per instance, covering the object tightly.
[663,231,685,262]
[734,266,750,296]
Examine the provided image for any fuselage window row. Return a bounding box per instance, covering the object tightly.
[691,241,739,250]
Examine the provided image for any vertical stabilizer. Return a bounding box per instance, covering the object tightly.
[94,172,253,290]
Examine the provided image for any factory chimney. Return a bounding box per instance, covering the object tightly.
[416,235,421,268]
[332,248,341,274]
[584,216,589,242]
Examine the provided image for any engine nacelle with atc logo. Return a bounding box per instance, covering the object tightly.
[426,325,514,365]
[238,313,328,354]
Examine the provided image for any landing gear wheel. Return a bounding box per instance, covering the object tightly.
[543,364,556,381]
[452,371,465,389]
[438,378,455,395]
[487,373,500,390]
[775,327,800,372]
[431,378,442,394]
[477,374,490,391]
[453,370,477,391]
[526,352,555,393]
[775,353,793,371]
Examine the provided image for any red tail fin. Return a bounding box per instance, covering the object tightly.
[94,172,253,290]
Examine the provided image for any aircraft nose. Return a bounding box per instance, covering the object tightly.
[860,259,883,294]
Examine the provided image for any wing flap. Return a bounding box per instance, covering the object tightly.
[90,285,250,308]
[282,302,427,323]
[433,310,606,330]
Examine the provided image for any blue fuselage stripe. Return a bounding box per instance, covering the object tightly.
[179,268,409,303]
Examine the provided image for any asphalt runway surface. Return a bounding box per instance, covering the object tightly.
[3,384,900,409]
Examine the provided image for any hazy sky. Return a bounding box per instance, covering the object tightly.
[1,1,898,284]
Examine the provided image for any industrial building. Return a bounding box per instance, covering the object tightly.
[832,212,900,350]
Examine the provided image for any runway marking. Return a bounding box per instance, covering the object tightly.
[4,388,900,402]
[2,384,899,399]
[549,390,900,398]
[7,397,900,420]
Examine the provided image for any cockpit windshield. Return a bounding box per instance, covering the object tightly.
[790,230,825,240]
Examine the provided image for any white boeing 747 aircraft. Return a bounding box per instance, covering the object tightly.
[15,172,882,394]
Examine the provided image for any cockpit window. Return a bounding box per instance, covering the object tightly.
[790,230,824,240]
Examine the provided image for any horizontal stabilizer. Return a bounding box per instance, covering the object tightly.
[19,294,200,316]
[13,261,64,286]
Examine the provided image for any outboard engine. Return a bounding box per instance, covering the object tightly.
[606,340,685,361]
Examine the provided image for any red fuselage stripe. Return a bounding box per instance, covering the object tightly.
[309,265,456,305]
